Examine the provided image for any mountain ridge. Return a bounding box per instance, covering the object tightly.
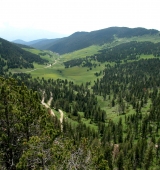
[46,27,159,54]
[12,27,159,54]
[13,38,48,46]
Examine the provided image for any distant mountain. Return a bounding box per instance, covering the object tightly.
[46,27,159,54]
[30,38,60,50]
[13,39,48,46]
[14,27,159,54]
[13,38,60,50]
[13,39,28,45]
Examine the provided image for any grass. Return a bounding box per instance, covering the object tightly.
[81,118,98,131]
[62,111,79,127]
[139,54,155,60]
[96,93,153,125]
[61,45,101,62]
[10,49,159,88]
[23,48,59,62]
[52,109,60,119]
[60,34,160,63]
[16,59,105,85]
[22,48,42,55]
[13,37,160,84]
[11,46,159,95]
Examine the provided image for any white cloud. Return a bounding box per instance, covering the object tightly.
[0,0,160,40]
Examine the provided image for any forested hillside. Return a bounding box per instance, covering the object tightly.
[13,27,159,54]
[13,39,47,46]
[0,77,111,169]
[8,55,160,169]
[0,38,47,75]
[64,41,160,68]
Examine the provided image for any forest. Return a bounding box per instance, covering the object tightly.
[1,57,160,169]
[1,29,160,169]
[0,38,47,75]
[0,76,110,169]
[64,41,160,68]
[47,27,159,54]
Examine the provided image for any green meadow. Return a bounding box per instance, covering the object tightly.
[10,41,160,88]
[61,45,101,62]
[11,45,105,84]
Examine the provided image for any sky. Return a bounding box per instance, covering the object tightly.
[0,0,159,41]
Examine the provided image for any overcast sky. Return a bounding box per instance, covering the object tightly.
[0,0,159,41]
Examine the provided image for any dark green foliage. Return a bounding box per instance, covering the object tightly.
[11,59,159,169]
[12,74,106,123]
[0,77,58,169]
[32,27,158,54]
[64,41,160,68]
[0,37,47,70]
[93,58,160,110]
[13,27,158,54]
[0,76,110,169]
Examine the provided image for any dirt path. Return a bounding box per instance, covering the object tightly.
[58,109,64,131]
[58,109,64,124]
[41,92,55,117]
[47,92,53,106]
[41,91,64,131]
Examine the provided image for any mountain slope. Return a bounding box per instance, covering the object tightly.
[24,27,158,54]
[48,27,159,54]
[0,37,47,74]
[30,38,60,50]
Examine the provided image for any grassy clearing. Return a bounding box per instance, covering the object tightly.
[15,40,159,84]
[131,34,160,43]
[63,111,79,127]
[102,34,160,50]
[61,45,101,62]
[22,48,42,55]
[10,51,158,86]
[23,48,59,63]
[139,54,155,60]
[96,93,153,125]
[82,118,98,131]
[52,109,60,119]
[61,62,106,85]
[78,112,98,131]
[11,45,159,94]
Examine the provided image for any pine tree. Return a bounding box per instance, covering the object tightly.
[116,151,124,170]
[143,143,154,170]
[0,78,49,169]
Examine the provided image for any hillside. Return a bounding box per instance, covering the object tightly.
[47,27,159,54]
[15,27,159,54]
[0,37,47,75]
[1,76,115,170]
[30,38,60,50]
[1,28,160,169]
